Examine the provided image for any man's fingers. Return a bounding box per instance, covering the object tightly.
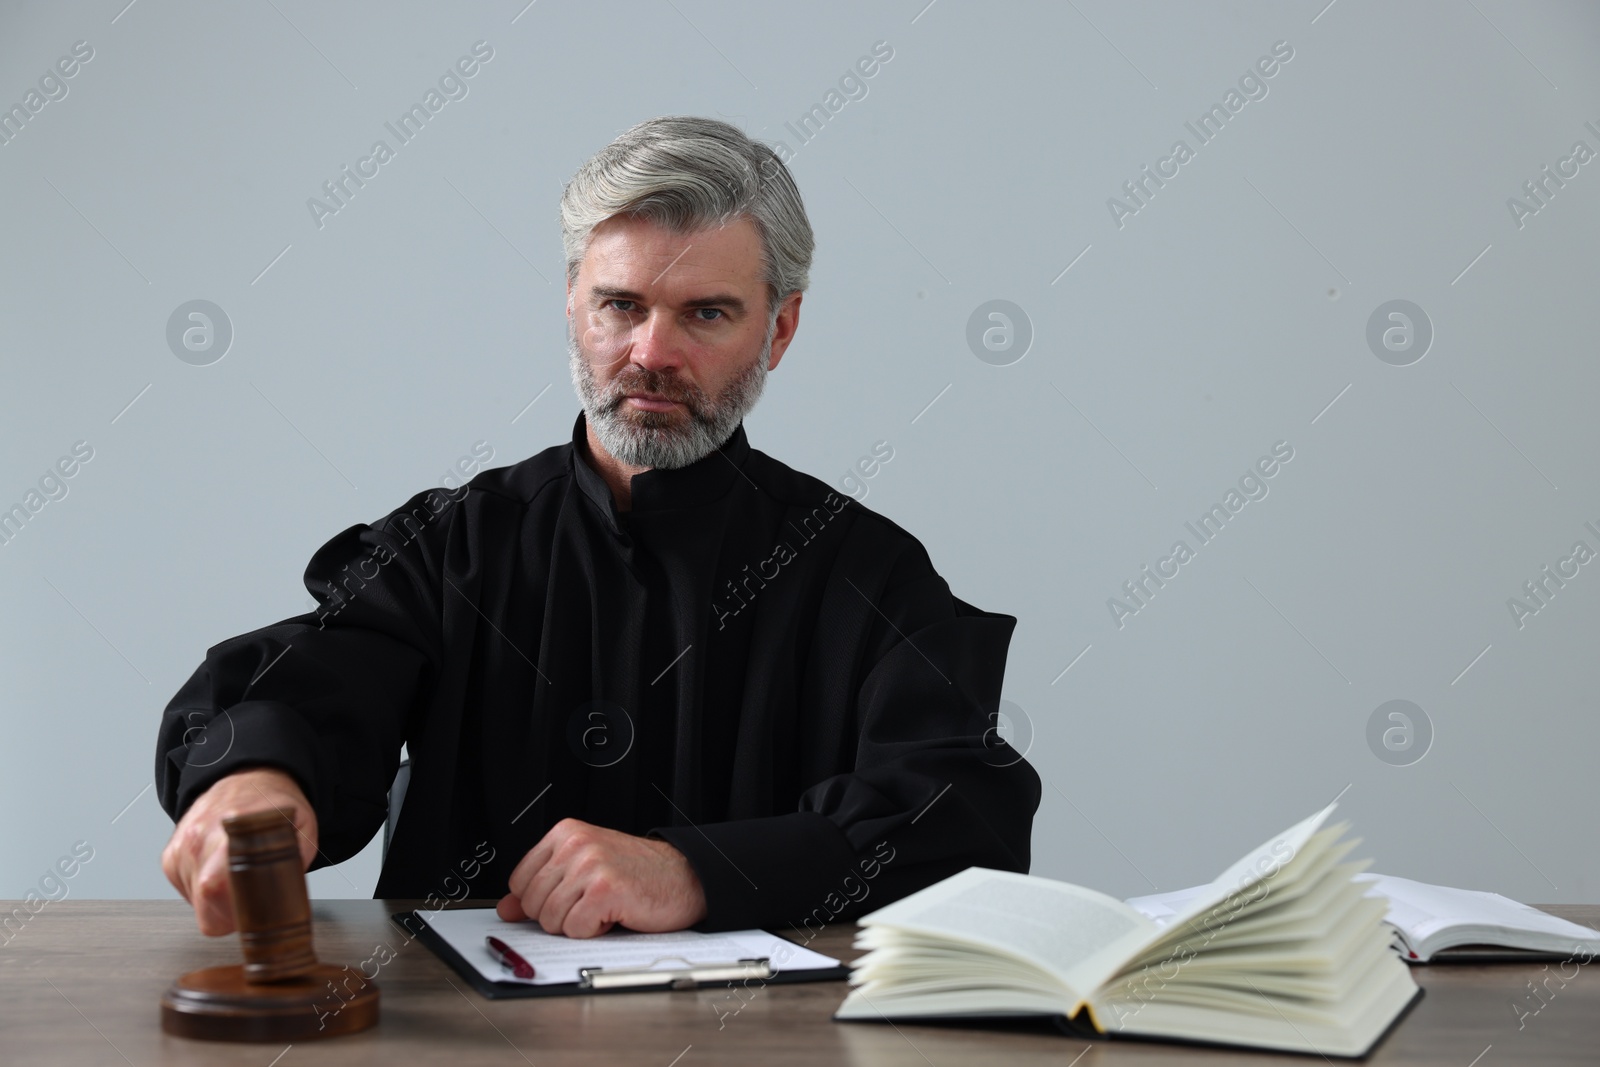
[507,818,585,902]
[516,856,569,929]
[507,817,592,898]
[495,893,528,922]
[287,804,319,871]
[560,890,618,939]
[163,820,207,905]
[192,834,237,936]
[535,876,588,936]
[159,837,183,899]
[505,835,557,898]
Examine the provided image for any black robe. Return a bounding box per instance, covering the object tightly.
[155,411,1040,931]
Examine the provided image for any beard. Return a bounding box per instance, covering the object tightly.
[568,316,773,470]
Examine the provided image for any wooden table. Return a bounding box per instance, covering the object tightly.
[2,900,1596,1065]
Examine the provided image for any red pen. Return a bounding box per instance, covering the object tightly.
[486,935,536,979]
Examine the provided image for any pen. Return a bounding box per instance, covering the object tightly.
[486,935,536,979]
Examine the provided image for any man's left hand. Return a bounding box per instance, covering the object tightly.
[495,818,708,938]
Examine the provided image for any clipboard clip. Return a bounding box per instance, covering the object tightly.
[578,955,772,990]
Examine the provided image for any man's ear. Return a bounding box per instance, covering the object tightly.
[767,291,803,371]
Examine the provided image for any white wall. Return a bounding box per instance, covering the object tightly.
[3,0,1597,907]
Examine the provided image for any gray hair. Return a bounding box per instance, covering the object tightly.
[559,116,814,323]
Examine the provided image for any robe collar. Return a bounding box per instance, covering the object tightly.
[568,410,751,534]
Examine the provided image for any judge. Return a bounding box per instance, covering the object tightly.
[156,115,1040,939]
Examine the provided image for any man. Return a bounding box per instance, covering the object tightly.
[156,116,1039,940]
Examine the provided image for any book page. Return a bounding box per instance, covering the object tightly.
[419,907,838,986]
[1142,802,1339,933]
[855,867,1158,998]
[1125,884,1209,928]
[1136,870,1600,960]
[1354,873,1600,957]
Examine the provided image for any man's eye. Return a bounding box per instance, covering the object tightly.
[604,299,637,313]
[693,308,723,321]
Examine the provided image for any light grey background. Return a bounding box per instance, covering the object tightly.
[3,0,1597,909]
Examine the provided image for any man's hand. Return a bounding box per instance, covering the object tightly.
[160,767,319,936]
[495,818,707,938]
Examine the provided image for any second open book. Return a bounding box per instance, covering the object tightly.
[1131,870,1600,964]
[834,801,1421,1058]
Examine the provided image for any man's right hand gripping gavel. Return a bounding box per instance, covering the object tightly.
[160,767,320,935]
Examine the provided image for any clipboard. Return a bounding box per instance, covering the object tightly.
[390,910,852,999]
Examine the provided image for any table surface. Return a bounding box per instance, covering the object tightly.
[2,899,1596,1065]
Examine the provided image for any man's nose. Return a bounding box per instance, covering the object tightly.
[626,311,685,373]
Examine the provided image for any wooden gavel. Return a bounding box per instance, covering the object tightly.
[160,809,380,1041]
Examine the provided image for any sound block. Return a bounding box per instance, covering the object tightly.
[160,962,379,1042]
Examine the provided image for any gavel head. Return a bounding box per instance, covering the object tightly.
[223,809,317,983]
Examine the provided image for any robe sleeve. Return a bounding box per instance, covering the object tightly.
[651,540,1041,932]
[152,492,447,867]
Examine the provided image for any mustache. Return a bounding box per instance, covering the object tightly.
[603,369,706,410]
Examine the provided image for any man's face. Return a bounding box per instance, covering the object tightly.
[567,213,799,469]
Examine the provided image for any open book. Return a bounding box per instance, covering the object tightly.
[833,803,1421,1058]
[1361,875,1600,962]
[1131,872,1600,963]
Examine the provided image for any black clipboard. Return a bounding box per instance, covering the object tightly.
[390,910,852,999]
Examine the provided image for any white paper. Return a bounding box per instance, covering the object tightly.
[419,907,840,986]
[1124,883,1209,927]
[1352,873,1600,948]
